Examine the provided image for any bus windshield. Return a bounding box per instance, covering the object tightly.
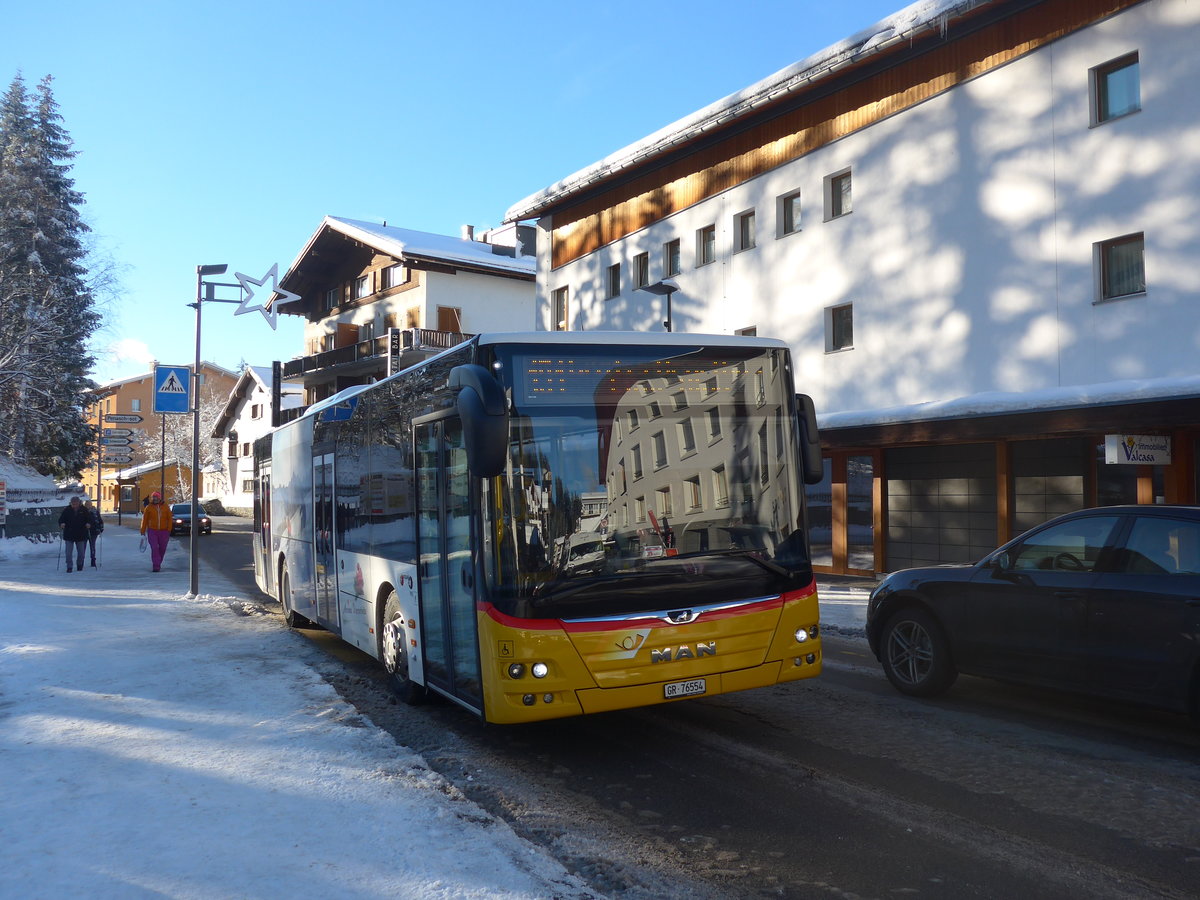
[482,343,812,619]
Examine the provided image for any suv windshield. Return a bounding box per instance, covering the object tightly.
[481,343,812,619]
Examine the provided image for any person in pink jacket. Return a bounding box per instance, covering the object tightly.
[140,492,172,572]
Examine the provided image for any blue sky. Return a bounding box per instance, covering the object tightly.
[4,0,903,385]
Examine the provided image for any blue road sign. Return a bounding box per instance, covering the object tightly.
[153,364,192,414]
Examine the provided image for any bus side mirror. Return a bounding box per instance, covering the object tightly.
[450,364,509,478]
[795,393,823,485]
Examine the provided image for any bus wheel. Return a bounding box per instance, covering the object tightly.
[280,571,308,628]
[382,590,425,705]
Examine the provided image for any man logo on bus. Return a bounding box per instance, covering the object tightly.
[651,642,717,663]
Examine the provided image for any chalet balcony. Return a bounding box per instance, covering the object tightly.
[280,328,472,380]
[277,328,473,424]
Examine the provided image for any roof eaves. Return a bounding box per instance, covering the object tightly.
[504,0,990,222]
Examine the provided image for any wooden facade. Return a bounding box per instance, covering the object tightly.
[543,0,1145,271]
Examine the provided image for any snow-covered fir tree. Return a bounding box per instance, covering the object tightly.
[0,73,99,479]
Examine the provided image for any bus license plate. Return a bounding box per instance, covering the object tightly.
[664,678,706,699]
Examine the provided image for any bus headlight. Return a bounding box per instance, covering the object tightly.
[507,663,526,679]
[794,627,810,643]
[531,662,549,679]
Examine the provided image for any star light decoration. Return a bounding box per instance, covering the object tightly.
[233,263,301,330]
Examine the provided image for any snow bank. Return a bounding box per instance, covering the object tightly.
[0,526,595,900]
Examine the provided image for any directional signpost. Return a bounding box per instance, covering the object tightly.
[105,413,144,424]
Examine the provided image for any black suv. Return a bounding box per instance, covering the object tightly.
[867,505,1200,720]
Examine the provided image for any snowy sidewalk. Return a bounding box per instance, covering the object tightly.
[0,527,594,900]
[815,578,873,634]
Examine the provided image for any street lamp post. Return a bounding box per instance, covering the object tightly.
[189,263,228,597]
[636,278,679,332]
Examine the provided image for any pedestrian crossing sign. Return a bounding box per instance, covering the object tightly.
[153,364,192,414]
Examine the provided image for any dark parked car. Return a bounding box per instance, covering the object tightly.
[169,503,212,536]
[866,505,1200,720]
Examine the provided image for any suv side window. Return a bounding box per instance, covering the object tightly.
[1115,517,1200,575]
[1009,516,1121,572]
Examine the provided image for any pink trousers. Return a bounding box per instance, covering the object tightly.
[146,529,170,571]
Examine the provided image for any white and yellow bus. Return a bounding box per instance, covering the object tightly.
[253,331,824,723]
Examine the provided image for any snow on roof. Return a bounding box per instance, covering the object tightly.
[103,458,181,481]
[505,0,988,222]
[286,217,536,280]
[0,456,57,492]
[818,375,1200,430]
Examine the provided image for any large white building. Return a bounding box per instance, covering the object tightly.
[504,0,1200,575]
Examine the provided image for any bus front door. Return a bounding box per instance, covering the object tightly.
[313,452,339,630]
[415,416,482,710]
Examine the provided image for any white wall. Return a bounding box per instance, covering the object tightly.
[536,0,1200,418]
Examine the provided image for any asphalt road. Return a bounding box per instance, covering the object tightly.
[190,518,1200,900]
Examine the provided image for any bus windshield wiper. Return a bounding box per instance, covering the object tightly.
[668,548,791,577]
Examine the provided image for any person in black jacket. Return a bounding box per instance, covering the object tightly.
[84,499,104,567]
[58,496,91,573]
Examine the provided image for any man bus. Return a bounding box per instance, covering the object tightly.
[253,331,824,723]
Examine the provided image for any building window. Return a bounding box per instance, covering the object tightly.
[712,465,729,508]
[1093,53,1140,124]
[359,321,375,342]
[734,210,756,252]
[251,403,263,419]
[827,303,854,351]
[353,275,371,299]
[678,419,696,454]
[130,398,141,412]
[656,486,672,517]
[324,286,340,311]
[1098,233,1146,300]
[696,225,716,267]
[672,391,688,411]
[633,252,649,288]
[826,169,852,219]
[779,190,802,236]
[648,400,662,418]
[241,479,254,493]
[606,263,621,299]
[551,287,568,331]
[634,496,646,523]
[381,264,407,289]
[631,445,644,480]
[626,409,640,431]
[707,407,722,440]
[663,239,681,277]
[652,431,667,469]
[758,424,770,485]
[685,475,702,511]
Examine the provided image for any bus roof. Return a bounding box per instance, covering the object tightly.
[297,331,791,424]
[476,331,789,350]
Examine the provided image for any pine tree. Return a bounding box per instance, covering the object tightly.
[0,73,99,479]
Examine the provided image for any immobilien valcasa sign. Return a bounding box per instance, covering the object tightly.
[1104,433,1172,465]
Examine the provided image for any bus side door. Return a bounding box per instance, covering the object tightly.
[313,452,340,630]
[415,415,482,710]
